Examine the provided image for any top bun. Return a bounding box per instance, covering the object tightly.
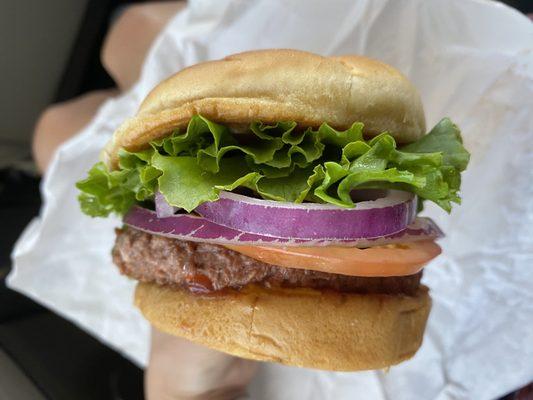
[104,49,425,168]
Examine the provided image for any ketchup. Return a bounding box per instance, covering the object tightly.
[185,274,214,293]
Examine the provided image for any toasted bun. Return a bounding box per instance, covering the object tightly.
[135,282,431,371]
[104,49,425,168]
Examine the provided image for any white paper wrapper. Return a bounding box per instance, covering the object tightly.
[9,0,533,398]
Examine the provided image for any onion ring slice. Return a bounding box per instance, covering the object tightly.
[124,206,441,248]
[195,190,417,240]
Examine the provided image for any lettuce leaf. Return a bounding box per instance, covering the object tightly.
[76,115,469,216]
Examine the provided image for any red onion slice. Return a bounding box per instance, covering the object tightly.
[123,206,441,248]
[194,190,417,240]
[155,191,178,218]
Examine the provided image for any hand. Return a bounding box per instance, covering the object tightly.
[145,327,259,400]
[32,2,260,396]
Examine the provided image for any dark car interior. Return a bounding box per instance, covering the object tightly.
[1,1,531,399]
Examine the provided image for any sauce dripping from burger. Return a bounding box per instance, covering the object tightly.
[185,274,214,294]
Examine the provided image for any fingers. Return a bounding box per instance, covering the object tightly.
[32,89,117,173]
[101,1,187,91]
[146,328,259,400]
[33,2,186,173]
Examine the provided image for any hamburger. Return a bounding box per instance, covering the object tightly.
[76,49,470,371]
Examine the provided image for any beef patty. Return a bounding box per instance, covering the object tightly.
[113,227,422,295]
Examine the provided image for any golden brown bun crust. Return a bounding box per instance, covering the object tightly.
[104,49,425,168]
[135,282,431,371]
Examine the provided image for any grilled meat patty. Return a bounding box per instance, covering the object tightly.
[113,227,422,295]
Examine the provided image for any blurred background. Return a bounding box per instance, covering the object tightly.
[1,1,531,399]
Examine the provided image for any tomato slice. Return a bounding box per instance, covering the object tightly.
[223,241,441,277]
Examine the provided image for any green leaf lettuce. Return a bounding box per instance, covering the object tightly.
[76,115,470,216]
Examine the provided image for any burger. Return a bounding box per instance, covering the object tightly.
[76,49,469,371]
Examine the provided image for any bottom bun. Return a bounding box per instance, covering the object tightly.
[135,283,431,371]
